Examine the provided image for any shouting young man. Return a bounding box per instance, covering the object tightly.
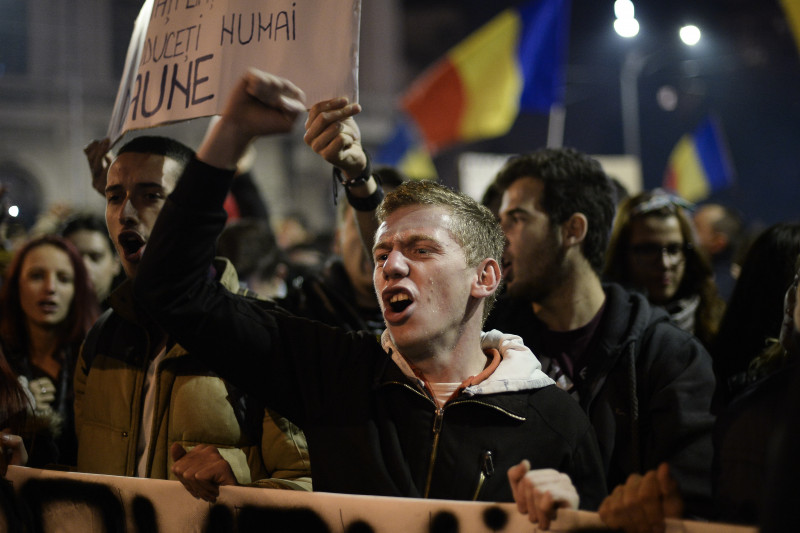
[133,70,607,527]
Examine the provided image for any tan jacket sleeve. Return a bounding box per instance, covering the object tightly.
[248,408,312,491]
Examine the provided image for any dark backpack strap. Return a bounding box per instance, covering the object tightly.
[79,309,116,375]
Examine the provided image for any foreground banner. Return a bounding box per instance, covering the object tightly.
[3,467,757,533]
[108,0,361,143]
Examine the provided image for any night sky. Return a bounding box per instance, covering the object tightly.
[402,0,800,231]
[105,0,800,230]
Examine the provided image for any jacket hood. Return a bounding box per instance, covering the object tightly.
[595,283,670,356]
[381,329,554,397]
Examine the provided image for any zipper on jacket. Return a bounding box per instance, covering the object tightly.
[423,407,444,498]
[449,398,526,421]
[472,450,494,500]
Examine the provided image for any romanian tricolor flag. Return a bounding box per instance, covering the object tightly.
[375,120,438,180]
[663,116,735,202]
[401,0,571,153]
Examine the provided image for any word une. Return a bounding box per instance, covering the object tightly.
[129,54,214,120]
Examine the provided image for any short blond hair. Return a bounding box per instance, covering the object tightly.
[377,180,505,322]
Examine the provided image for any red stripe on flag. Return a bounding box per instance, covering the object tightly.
[401,60,466,153]
[663,168,677,192]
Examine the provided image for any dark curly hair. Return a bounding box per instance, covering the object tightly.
[493,148,616,274]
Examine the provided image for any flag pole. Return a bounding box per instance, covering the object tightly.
[546,104,565,148]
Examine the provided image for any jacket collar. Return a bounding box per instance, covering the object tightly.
[380,329,554,398]
[594,283,669,360]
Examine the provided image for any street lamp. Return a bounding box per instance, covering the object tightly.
[615,18,640,38]
[614,0,639,38]
[619,26,703,158]
[679,25,702,46]
[614,0,635,20]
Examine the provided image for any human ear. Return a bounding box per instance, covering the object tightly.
[471,258,501,299]
[563,213,588,246]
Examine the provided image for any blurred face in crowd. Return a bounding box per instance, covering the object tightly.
[338,179,403,309]
[65,229,120,302]
[499,177,566,304]
[780,268,800,356]
[693,204,727,256]
[19,244,75,329]
[339,205,378,306]
[105,152,181,279]
[795,274,800,333]
[625,214,686,304]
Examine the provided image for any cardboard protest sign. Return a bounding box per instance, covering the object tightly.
[108,0,361,143]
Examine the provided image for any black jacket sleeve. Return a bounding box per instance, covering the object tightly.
[133,158,373,427]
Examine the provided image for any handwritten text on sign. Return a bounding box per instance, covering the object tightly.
[108,0,361,142]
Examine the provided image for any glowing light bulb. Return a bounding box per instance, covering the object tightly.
[680,25,701,46]
[614,18,640,38]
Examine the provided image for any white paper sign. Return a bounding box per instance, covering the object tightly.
[108,0,361,143]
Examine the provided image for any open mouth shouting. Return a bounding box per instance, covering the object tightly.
[382,289,415,323]
[118,231,147,263]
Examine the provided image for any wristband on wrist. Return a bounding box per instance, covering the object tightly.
[333,151,372,188]
[331,151,383,210]
[344,177,385,211]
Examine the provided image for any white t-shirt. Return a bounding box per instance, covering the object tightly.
[136,346,168,477]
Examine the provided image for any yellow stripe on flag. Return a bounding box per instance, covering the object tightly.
[448,9,524,142]
[781,0,800,54]
[400,147,439,181]
[669,137,709,202]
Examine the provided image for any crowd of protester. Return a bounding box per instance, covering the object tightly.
[0,68,797,533]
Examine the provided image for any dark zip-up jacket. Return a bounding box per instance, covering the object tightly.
[133,158,608,508]
[487,284,715,516]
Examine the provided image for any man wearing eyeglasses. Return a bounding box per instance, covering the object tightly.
[485,149,715,524]
[603,190,725,349]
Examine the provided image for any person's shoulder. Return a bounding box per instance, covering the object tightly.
[728,362,797,411]
[523,385,594,435]
[82,308,121,350]
[635,308,712,377]
[526,383,582,406]
[603,282,687,341]
[485,293,538,336]
[640,312,705,353]
[79,308,129,374]
[603,282,665,320]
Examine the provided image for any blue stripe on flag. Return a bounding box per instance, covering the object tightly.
[517,0,570,113]
[376,120,415,167]
[694,117,733,191]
